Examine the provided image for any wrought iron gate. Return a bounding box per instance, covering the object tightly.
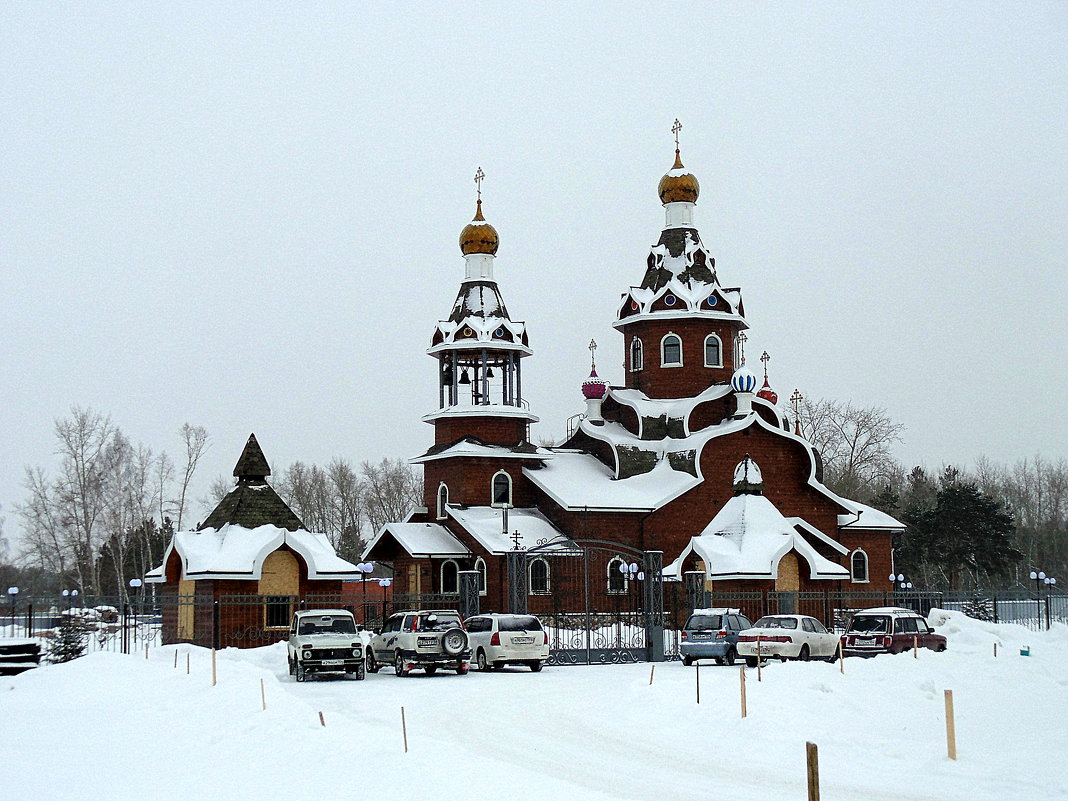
[507,539,664,665]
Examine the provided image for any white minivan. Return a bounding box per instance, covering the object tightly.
[464,613,550,672]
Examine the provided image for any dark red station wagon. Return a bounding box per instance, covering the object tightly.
[841,607,948,657]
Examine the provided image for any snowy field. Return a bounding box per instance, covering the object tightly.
[2,610,1066,801]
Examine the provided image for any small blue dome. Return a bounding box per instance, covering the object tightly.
[731,364,757,394]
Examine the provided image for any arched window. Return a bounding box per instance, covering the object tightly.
[703,334,723,367]
[440,559,459,594]
[436,483,449,520]
[607,556,628,594]
[661,333,682,367]
[491,471,512,507]
[850,549,869,583]
[529,558,550,595]
[474,557,487,596]
[630,338,644,371]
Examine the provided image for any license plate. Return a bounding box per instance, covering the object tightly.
[857,638,874,646]
[511,636,534,645]
[418,636,436,648]
[691,634,710,640]
[322,659,343,666]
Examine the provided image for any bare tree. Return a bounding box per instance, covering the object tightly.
[361,458,422,536]
[173,424,209,532]
[798,398,904,499]
[275,458,367,561]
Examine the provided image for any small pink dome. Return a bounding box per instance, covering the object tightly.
[582,368,608,400]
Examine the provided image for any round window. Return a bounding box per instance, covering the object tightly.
[665,294,676,306]
[494,327,505,338]
[463,327,474,337]
[630,299,639,310]
[707,295,718,307]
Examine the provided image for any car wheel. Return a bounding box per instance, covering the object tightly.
[682,655,693,666]
[725,646,737,666]
[476,649,490,671]
[745,656,759,668]
[394,651,409,677]
[529,661,543,672]
[366,651,379,673]
[714,656,725,666]
[456,660,469,675]
[441,627,469,656]
[797,644,810,661]
[288,655,296,675]
[295,662,306,682]
[937,642,947,652]
[354,662,365,680]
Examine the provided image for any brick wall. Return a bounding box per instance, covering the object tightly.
[620,317,745,399]
[434,416,527,446]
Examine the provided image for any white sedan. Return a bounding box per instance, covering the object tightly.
[736,614,840,666]
[464,613,550,672]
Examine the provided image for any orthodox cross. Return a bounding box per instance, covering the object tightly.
[672,118,682,149]
[589,338,598,369]
[474,167,485,201]
[510,529,523,550]
[760,350,770,381]
[790,388,803,416]
[736,331,747,364]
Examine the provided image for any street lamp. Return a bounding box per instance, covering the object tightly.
[376,577,392,627]
[7,587,17,636]
[355,563,374,625]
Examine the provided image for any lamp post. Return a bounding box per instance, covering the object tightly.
[128,578,143,649]
[377,578,392,626]
[1031,571,1057,629]
[356,563,374,625]
[7,587,17,637]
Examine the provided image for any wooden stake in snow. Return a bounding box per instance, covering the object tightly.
[756,637,763,682]
[401,706,408,753]
[945,689,957,760]
[913,635,918,658]
[695,662,700,704]
[186,652,190,675]
[212,648,217,686]
[145,643,149,660]
[173,650,178,669]
[806,741,820,801]
[648,664,655,685]
[319,711,326,727]
[260,678,266,711]
[838,639,845,674]
[739,666,747,719]
[994,642,998,658]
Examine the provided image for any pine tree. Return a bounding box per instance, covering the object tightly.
[49,614,89,663]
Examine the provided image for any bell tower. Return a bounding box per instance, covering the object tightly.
[614,121,749,399]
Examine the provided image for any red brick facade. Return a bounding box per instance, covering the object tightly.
[621,317,745,399]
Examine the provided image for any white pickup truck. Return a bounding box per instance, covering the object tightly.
[287,609,369,682]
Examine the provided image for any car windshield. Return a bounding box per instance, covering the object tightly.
[499,616,542,632]
[418,613,462,631]
[753,616,797,629]
[299,616,356,635]
[685,615,722,631]
[849,615,890,634]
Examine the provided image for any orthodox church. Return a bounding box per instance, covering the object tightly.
[364,128,904,614]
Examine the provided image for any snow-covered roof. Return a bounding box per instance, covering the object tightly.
[421,403,539,424]
[411,438,553,464]
[837,501,906,531]
[608,383,733,436]
[446,506,574,554]
[665,494,850,581]
[146,524,361,582]
[363,522,469,559]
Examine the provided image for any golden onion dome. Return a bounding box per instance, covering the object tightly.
[459,199,500,256]
[657,149,700,205]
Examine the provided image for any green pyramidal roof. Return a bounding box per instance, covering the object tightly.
[198,434,304,532]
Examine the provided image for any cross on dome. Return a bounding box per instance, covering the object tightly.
[760,350,770,379]
[474,166,485,201]
[589,338,598,369]
[672,118,682,150]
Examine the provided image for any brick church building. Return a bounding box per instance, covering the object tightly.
[364,129,903,614]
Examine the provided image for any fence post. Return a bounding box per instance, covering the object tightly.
[458,570,480,620]
[643,550,665,662]
[506,550,528,615]
[212,600,221,651]
[122,603,129,654]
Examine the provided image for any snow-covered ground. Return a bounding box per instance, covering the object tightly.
[2,610,1065,801]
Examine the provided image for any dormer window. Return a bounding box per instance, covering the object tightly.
[630,338,644,371]
[491,471,512,507]
[661,333,682,367]
[704,334,723,367]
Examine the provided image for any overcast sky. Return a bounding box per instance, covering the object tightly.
[2,3,1066,541]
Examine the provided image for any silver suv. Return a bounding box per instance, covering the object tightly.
[366,610,471,676]
[287,609,367,682]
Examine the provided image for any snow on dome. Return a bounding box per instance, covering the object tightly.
[582,367,608,399]
[658,150,700,204]
[731,363,757,393]
[756,376,779,404]
[733,455,763,486]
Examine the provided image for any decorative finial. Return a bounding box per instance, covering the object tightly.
[737,332,747,364]
[760,350,770,380]
[672,118,682,149]
[510,529,523,550]
[474,166,485,202]
[790,389,804,436]
[589,339,598,370]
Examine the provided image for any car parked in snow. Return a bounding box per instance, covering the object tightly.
[366,610,471,676]
[464,613,550,672]
[679,608,753,666]
[736,614,840,666]
[287,609,367,682]
[841,607,947,657]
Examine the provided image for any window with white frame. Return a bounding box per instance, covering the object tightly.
[630,338,644,371]
[661,333,682,367]
[607,556,628,594]
[436,483,448,519]
[474,557,487,596]
[440,559,459,594]
[529,558,550,595]
[850,549,869,583]
[704,334,723,367]
[491,471,512,507]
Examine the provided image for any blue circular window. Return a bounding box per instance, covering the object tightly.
[707,295,718,307]
[665,294,677,306]
[494,327,505,338]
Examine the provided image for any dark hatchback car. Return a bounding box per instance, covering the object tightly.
[679,608,753,666]
[841,607,947,657]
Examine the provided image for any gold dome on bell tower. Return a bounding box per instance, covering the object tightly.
[657,119,700,205]
[459,167,500,256]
